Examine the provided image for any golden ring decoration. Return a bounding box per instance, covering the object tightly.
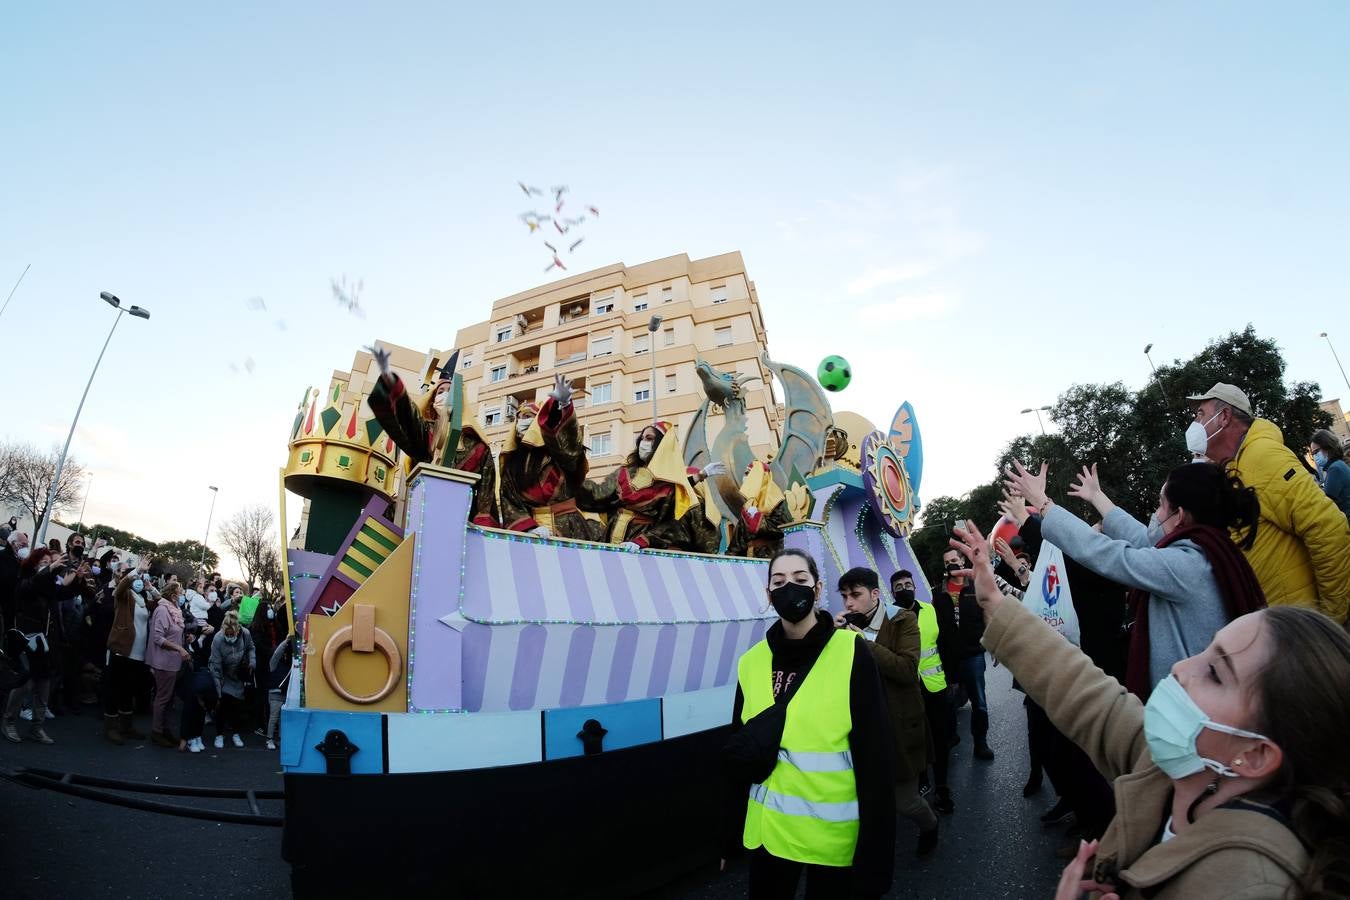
[321,624,403,705]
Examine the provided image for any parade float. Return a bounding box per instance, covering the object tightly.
[277,346,931,897]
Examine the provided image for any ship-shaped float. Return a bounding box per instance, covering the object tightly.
[278,350,931,898]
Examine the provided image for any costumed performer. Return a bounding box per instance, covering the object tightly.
[498,374,604,541]
[719,460,795,559]
[367,345,499,527]
[579,421,725,552]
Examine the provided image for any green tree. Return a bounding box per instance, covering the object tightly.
[156,539,219,573]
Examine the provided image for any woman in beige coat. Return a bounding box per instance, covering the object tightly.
[948,520,1349,900]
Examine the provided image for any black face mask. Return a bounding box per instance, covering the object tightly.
[70,545,84,559]
[944,563,961,576]
[893,587,916,608]
[769,582,817,624]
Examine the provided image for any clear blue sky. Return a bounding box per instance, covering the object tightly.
[3,3,1348,568]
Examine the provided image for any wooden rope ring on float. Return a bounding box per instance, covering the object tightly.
[321,624,402,705]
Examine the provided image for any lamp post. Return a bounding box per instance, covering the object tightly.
[1320,333,1350,393]
[36,292,150,545]
[647,315,663,422]
[1143,343,1175,412]
[76,473,93,533]
[200,485,219,572]
[1020,406,1051,436]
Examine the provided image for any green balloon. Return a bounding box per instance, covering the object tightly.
[817,355,852,392]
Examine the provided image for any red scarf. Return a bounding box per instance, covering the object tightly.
[1125,524,1266,700]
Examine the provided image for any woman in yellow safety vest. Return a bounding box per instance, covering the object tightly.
[723,548,895,899]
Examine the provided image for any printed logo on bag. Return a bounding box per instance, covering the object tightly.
[1041,564,1062,608]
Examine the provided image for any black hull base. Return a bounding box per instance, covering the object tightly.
[284,724,732,898]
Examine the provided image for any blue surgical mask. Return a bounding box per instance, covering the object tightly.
[92,565,102,576]
[1314,450,1328,468]
[132,579,144,593]
[1143,675,1269,779]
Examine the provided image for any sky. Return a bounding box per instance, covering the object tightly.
[3,3,1348,575]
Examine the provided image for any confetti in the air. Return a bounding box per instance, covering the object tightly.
[517,180,600,272]
[331,276,366,319]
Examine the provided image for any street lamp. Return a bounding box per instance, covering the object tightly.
[76,472,93,533]
[200,485,219,572]
[1020,406,1052,436]
[36,292,150,545]
[647,315,663,422]
[1320,333,1350,393]
[1143,343,1175,412]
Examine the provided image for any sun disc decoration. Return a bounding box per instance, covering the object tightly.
[862,430,916,538]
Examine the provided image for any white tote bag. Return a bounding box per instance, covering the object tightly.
[1024,540,1081,647]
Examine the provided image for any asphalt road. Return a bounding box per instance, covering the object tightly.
[1,660,1067,899]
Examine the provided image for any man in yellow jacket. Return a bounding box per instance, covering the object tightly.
[1188,383,1350,621]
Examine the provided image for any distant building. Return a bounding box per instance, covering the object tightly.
[1319,398,1350,445]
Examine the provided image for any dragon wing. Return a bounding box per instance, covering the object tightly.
[684,397,711,471]
[764,352,834,492]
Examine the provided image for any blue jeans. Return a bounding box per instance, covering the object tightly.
[955,654,989,743]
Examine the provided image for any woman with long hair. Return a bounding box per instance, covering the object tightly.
[102,564,157,744]
[1005,461,1265,699]
[2,546,62,744]
[950,521,1350,900]
[1309,428,1350,521]
[722,548,895,899]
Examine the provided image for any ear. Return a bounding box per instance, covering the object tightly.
[1234,739,1283,781]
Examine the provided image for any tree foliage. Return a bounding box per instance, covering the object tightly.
[914,326,1333,579]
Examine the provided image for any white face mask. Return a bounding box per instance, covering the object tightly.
[516,417,532,435]
[17,547,30,560]
[207,591,218,603]
[1185,411,1224,458]
[638,439,655,461]
[433,390,449,410]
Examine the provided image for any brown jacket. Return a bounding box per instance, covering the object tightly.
[983,599,1307,899]
[868,606,929,782]
[107,576,156,659]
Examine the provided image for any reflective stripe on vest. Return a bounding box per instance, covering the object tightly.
[738,628,860,866]
[917,602,947,693]
[749,783,860,822]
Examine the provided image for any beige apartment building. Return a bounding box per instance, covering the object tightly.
[319,252,784,499]
[454,251,783,468]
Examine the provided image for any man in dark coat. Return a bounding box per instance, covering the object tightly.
[838,567,940,857]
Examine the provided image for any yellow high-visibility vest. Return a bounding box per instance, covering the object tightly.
[916,601,947,693]
[739,628,860,867]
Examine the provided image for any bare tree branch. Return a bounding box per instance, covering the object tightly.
[218,504,276,590]
[2,441,85,530]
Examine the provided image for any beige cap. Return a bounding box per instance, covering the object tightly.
[1186,382,1253,416]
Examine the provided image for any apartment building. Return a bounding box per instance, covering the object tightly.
[453,251,783,469]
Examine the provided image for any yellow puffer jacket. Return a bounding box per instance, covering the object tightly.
[1229,418,1350,621]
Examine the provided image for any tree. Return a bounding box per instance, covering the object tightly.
[257,546,284,600]
[156,539,219,573]
[219,505,276,590]
[2,442,85,534]
[80,523,157,556]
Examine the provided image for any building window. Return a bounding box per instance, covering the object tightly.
[661,285,673,303]
[663,327,675,346]
[634,300,648,312]
[495,326,513,343]
[666,374,678,394]
[589,433,613,456]
[461,354,473,369]
[590,381,612,404]
[591,336,613,357]
[489,365,507,383]
[710,285,727,305]
[634,384,651,403]
[556,334,587,364]
[715,326,733,348]
[484,408,503,427]
[594,300,615,315]
[633,336,649,355]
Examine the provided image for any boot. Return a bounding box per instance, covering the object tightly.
[151,730,176,748]
[2,719,20,743]
[103,714,125,745]
[120,712,146,740]
[28,726,54,745]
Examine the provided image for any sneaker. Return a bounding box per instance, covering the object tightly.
[2,720,20,743]
[214,735,224,750]
[266,739,276,751]
[189,738,204,753]
[29,727,54,745]
[974,741,995,761]
[19,708,32,721]
[231,733,244,748]
[1041,798,1075,826]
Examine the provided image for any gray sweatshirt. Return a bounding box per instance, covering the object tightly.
[1040,504,1229,690]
